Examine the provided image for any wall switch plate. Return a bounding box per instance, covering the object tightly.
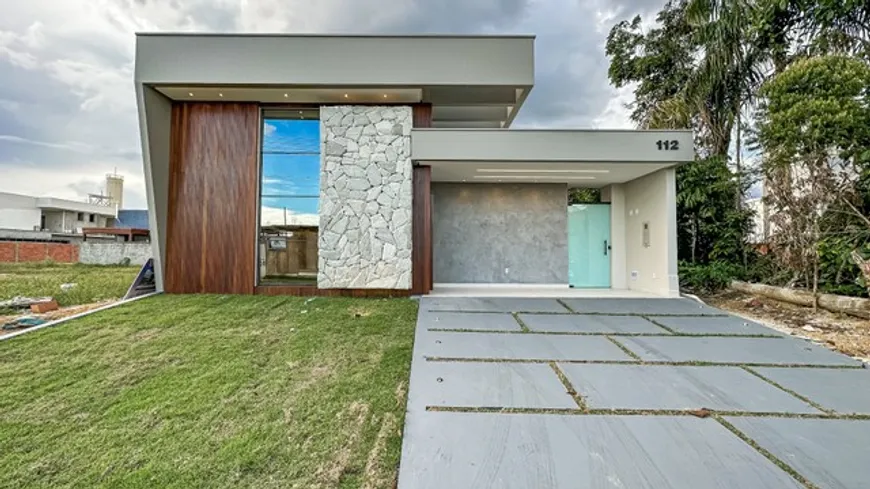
[504,267,510,275]
[631,271,639,281]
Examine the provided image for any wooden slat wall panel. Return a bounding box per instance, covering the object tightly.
[256,286,410,298]
[165,103,259,294]
[411,104,434,295]
[411,166,433,294]
[412,103,433,128]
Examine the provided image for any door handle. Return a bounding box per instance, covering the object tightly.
[604,240,608,256]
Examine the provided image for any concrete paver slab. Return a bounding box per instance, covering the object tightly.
[616,336,861,366]
[421,297,569,313]
[560,364,820,413]
[398,412,804,489]
[752,367,870,414]
[410,362,576,409]
[422,331,635,361]
[649,315,782,335]
[725,417,870,489]
[519,313,668,334]
[562,298,725,315]
[419,311,522,331]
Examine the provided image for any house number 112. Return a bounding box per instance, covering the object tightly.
[656,140,680,150]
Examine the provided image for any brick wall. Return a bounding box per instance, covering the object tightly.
[0,241,79,263]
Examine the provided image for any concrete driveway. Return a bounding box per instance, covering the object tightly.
[398,297,870,489]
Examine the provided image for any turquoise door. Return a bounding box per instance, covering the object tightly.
[568,204,611,287]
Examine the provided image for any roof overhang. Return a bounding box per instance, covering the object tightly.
[36,198,117,216]
[411,129,694,187]
[135,33,535,128]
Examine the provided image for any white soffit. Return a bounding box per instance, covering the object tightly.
[427,161,675,187]
[136,34,535,128]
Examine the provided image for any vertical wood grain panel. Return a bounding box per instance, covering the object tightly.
[411,104,434,295]
[412,166,432,295]
[412,103,433,128]
[165,103,259,294]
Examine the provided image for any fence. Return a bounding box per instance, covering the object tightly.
[0,241,78,263]
[0,241,150,265]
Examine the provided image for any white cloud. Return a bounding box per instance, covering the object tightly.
[260,206,318,227]
[0,0,659,211]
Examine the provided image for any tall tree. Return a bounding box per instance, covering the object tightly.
[756,55,870,296]
[606,0,753,264]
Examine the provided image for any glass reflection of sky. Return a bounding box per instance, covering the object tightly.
[261,118,320,225]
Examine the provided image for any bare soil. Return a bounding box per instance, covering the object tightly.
[0,300,114,337]
[702,290,870,363]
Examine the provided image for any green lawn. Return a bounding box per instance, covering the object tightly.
[0,294,418,488]
[0,263,140,313]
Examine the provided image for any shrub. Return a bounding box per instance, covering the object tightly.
[679,260,744,294]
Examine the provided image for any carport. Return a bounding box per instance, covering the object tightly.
[410,128,694,297]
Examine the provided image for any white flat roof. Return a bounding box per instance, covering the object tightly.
[135,33,535,128]
[37,198,117,216]
[411,129,694,186]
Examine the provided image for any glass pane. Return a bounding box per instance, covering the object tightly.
[262,119,320,154]
[260,197,319,227]
[258,116,320,287]
[262,154,320,197]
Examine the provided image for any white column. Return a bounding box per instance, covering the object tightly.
[606,184,627,289]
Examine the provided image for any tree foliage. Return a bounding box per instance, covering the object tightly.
[605,0,752,265]
[756,55,870,294]
[605,0,870,296]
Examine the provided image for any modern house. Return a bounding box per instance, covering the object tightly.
[135,33,693,297]
[0,191,117,234]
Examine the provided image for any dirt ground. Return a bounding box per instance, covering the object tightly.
[702,290,870,363]
[0,301,114,337]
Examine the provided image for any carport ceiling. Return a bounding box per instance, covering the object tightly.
[426,161,676,187]
[152,85,526,128]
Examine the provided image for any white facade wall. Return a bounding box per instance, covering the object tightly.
[0,193,41,231]
[622,168,680,297]
[42,210,111,233]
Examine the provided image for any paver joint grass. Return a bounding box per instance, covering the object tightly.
[0,294,418,489]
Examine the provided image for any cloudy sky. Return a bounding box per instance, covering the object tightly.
[0,0,665,209]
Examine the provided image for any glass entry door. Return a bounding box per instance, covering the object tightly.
[568,204,611,288]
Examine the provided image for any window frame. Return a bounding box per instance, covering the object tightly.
[256,105,322,287]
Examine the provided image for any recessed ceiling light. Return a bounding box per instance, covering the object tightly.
[284,93,289,98]
[299,111,303,114]
[476,169,610,174]
[188,92,194,97]
[344,93,349,98]
[218,93,223,97]
[383,94,388,98]
[474,175,596,180]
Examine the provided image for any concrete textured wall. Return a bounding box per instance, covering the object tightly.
[624,168,679,296]
[432,183,568,284]
[79,242,152,265]
[318,105,413,289]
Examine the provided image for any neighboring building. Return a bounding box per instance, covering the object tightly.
[0,191,117,234]
[135,34,693,297]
